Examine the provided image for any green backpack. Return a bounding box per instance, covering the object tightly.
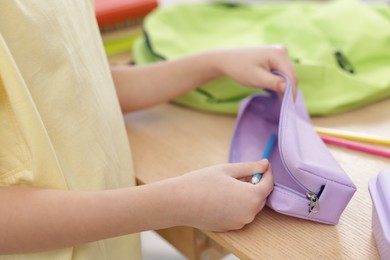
[134,0,390,116]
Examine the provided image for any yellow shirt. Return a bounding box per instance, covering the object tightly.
[0,1,141,259]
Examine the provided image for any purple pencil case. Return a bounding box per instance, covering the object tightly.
[369,170,390,259]
[229,72,356,224]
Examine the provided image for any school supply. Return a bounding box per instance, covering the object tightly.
[369,169,390,259]
[320,135,390,159]
[315,127,390,146]
[134,1,390,116]
[95,0,157,56]
[251,133,277,184]
[229,72,356,224]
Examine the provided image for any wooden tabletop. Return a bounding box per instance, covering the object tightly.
[124,98,390,259]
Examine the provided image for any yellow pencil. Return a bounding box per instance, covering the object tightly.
[314,126,390,146]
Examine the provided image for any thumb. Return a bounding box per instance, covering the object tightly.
[255,70,285,93]
[227,159,270,179]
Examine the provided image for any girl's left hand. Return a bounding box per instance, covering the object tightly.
[210,45,298,98]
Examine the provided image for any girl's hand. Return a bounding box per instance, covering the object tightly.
[172,160,273,232]
[211,45,298,98]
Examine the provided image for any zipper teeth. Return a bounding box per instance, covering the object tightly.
[276,73,312,194]
[273,183,307,199]
[278,143,309,192]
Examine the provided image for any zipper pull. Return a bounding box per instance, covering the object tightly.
[334,49,355,74]
[306,191,319,214]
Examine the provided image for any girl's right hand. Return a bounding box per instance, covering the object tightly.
[171,160,274,232]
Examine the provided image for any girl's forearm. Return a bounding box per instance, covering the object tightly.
[111,51,223,113]
[0,180,184,254]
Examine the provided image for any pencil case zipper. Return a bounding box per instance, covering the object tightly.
[274,71,324,214]
[277,147,323,214]
[273,181,324,214]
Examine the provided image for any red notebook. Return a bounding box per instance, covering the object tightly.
[95,0,157,30]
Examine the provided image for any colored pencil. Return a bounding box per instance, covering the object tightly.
[315,126,390,146]
[320,134,390,159]
[251,133,277,185]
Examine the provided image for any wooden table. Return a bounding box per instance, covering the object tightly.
[124,97,390,259]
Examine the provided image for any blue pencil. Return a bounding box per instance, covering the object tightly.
[251,133,277,185]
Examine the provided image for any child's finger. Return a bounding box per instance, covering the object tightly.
[274,61,298,100]
[226,159,269,179]
[254,70,285,93]
[255,164,274,197]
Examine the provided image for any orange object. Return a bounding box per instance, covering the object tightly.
[95,0,158,30]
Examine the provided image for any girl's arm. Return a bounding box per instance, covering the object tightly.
[0,160,272,254]
[112,46,297,113]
